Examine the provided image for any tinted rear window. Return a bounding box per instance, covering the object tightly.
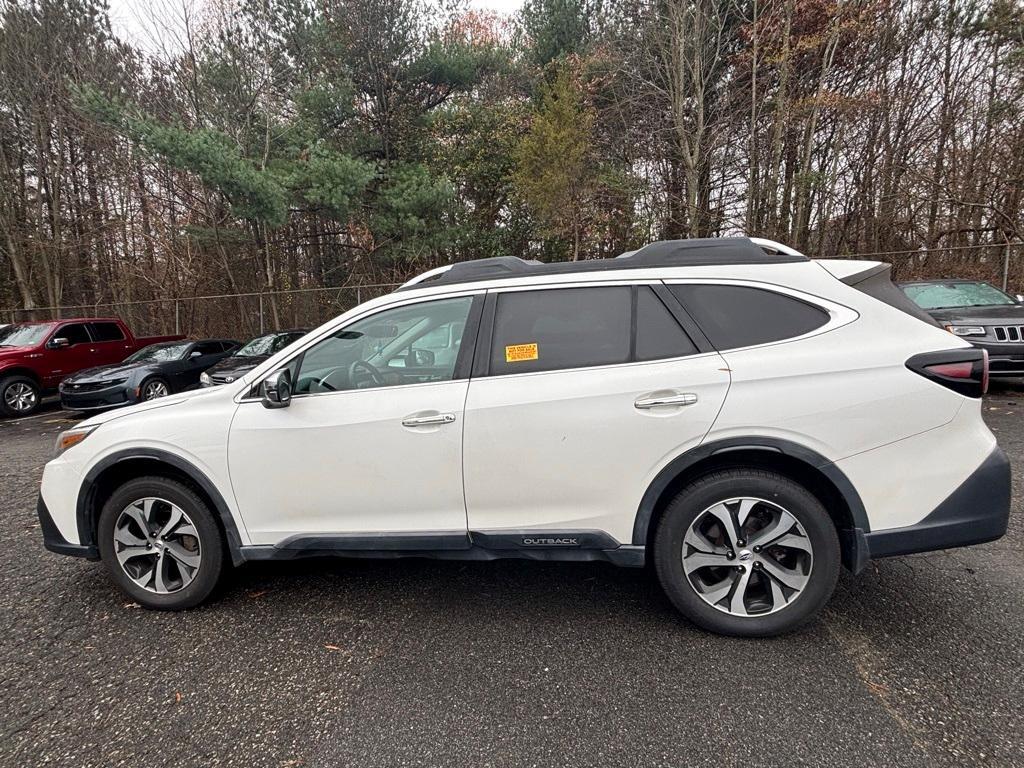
[636,287,697,361]
[90,322,125,342]
[490,287,631,375]
[669,284,828,350]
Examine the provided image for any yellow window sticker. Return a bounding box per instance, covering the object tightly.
[505,343,539,363]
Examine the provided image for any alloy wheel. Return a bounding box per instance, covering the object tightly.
[113,497,202,594]
[4,382,37,413]
[142,380,169,400]
[682,497,813,617]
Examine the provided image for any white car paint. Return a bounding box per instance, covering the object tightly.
[40,244,995,558]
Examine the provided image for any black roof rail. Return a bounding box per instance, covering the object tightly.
[399,237,806,291]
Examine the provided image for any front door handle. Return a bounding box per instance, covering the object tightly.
[634,392,698,410]
[402,413,457,427]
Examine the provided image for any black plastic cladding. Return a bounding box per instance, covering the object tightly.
[399,238,807,291]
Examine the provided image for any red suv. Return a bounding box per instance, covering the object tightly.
[0,318,182,417]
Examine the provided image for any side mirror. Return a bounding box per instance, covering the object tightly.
[410,348,435,367]
[49,337,70,349]
[190,350,203,359]
[261,368,292,409]
[1015,294,1023,303]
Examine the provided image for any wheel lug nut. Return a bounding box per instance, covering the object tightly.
[753,546,761,553]
[736,539,745,546]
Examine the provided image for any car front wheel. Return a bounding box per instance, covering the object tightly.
[0,375,41,417]
[653,469,840,637]
[97,476,224,610]
[140,377,171,401]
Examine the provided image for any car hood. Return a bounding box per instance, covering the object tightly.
[63,361,157,383]
[77,384,223,428]
[205,355,267,379]
[926,304,1024,325]
[0,344,35,359]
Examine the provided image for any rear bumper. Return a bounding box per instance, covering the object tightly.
[854,446,1010,567]
[37,494,98,559]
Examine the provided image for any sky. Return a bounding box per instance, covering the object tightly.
[105,0,527,53]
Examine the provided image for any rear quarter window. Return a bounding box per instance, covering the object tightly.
[669,284,829,350]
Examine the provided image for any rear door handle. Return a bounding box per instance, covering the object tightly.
[634,392,698,410]
[402,413,457,427]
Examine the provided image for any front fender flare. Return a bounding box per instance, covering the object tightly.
[76,448,245,566]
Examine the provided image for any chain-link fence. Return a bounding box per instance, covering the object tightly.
[4,244,1023,338]
[826,243,1024,291]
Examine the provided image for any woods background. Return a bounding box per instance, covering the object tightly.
[1,0,1023,336]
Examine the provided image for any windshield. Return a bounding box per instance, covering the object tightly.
[126,342,191,362]
[901,282,1017,310]
[0,324,52,347]
[236,332,303,357]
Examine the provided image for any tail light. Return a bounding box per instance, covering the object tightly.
[906,348,988,398]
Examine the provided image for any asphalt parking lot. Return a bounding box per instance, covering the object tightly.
[2,394,1023,768]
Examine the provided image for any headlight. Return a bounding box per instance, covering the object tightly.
[200,372,211,385]
[54,425,98,456]
[946,325,986,337]
[97,377,128,386]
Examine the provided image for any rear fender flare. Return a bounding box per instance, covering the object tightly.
[631,436,870,545]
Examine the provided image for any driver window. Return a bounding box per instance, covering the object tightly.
[56,323,91,346]
[295,296,474,394]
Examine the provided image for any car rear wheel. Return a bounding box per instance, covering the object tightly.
[140,377,171,400]
[653,469,840,637]
[97,476,224,610]
[0,375,41,417]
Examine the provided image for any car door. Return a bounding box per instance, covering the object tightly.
[40,322,95,388]
[87,322,133,366]
[462,283,731,545]
[227,292,482,545]
[178,341,228,389]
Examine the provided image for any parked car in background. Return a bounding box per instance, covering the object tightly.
[200,330,308,387]
[60,339,239,412]
[38,238,1008,637]
[900,280,1024,376]
[0,318,184,417]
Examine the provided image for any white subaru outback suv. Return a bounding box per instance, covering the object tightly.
[37,238,1010,636]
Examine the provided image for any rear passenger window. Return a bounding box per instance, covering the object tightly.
[90,322,125,342]
[490,287,631,375]
[636,287,697,361]
[669,284,829,350]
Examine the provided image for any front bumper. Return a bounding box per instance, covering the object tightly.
[967,339,1024,375]
[857,446,1010,565]
[37,494,98,559]
[59,382,133,411]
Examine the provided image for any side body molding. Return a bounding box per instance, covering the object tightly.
[76,448,246,566]
[631,436,871,545]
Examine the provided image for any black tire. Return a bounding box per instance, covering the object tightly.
[653,469,840,637]
[97,476,224,610]
[0,374,41,417]
[139,376,171,401]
